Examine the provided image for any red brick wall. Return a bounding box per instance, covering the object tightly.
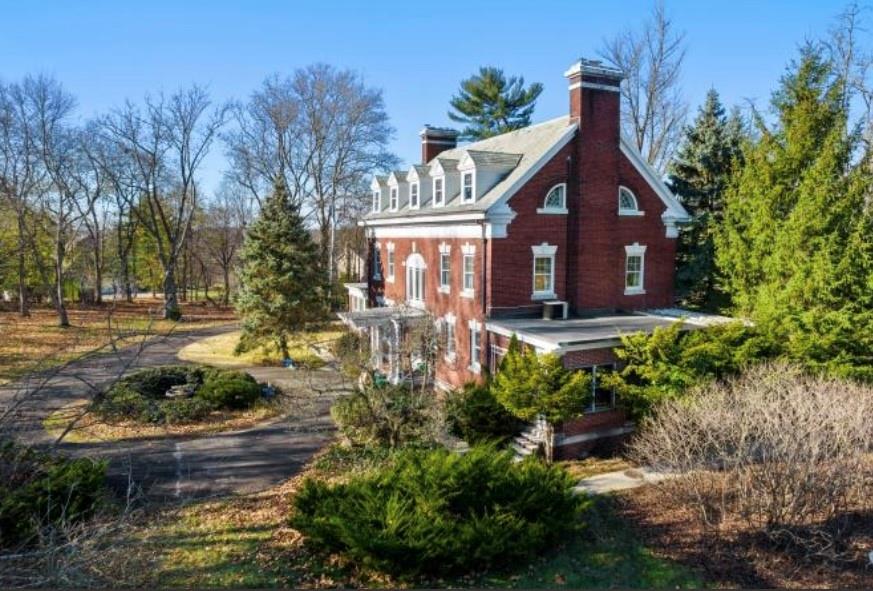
[562,347,618,369]
[375,236,485,387]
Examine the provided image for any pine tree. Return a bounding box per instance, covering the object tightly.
[667,89,744,310]
[235,178,326,359]
[448,67,543,140]
[715,44,873,381]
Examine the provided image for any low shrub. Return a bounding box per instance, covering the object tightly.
[330,383,441,448]
[291,445,585,576]
[445,382,522,444]
[91,365,263,424]
[0,441,106,548]
[197,368,261,409]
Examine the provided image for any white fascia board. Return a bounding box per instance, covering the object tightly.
[485,123,578,218]
[484,322,560,352]
[372,224,485,239]
[362,211,486,227]
[619,138,690,222]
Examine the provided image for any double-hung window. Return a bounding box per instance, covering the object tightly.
[433,177,444,206]
[461,172,474,203]
[386,243,395,282]
[531,243,557,299]
[444,316,456,360]
[409,182,419,208]
[463,255,474,293]
[468,321,482,372]
[389,187,398,210]
[406,253,426,304]
[624,243,646,294]
[440,255,451,291]
[372,190,380,213]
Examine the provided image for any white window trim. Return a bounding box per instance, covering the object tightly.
[372,189,380,213]
[468,319,482,373]
[432,176,445,207]
[438,243,451,294]
[409,182,420,209]
[460,242,476,299]
[372,241,382,280]
[531,243,558,300]
[618,186,645,217]
[385,242,395,282]
[389,187,399,211]
[406,252,427,305]
[537,183,568,215]
[461,170,476,204]
[443,313,457,361]
[624,243,647,295]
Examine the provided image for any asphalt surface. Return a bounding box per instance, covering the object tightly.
[0,325,344,503]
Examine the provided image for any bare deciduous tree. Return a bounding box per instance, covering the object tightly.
[600,2,688,172]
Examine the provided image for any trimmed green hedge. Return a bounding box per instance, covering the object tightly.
[445,382,522,444]
[291,445,586,576]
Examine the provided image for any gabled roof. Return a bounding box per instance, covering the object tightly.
[407,164,429,181]
[366,116,577,221]
[461,150,523,170]
[386,170,409,185]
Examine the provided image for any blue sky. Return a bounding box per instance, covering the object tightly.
[0,0,857,194]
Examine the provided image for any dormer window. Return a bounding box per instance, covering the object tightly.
[372,190,380,213]
[461,172,474,203]
[538,183,567,214]
[390,187,398,211]
[410,182,419,209]
[619,186,643,216]
[433,177,444,207]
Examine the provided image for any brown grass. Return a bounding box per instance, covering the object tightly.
[559,455,634,481]
[0,298,236,384]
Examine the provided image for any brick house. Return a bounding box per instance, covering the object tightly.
[341,58,700,457]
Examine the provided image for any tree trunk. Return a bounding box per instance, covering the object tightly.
[16,216,30,317]
[93,249,103,305]
[163,264,181,320]
[54,237,70,328]
[222,266,231,306]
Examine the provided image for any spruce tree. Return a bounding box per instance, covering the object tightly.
[235,178,325,359]
[448,67,543,140]
[668,89,744,310]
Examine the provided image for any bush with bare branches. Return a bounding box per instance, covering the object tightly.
[631,362,873,559]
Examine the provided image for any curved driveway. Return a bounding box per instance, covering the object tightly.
[0,325,344,502]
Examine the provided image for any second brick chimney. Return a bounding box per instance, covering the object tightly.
[419,125,459,164]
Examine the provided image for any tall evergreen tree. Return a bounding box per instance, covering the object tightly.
[235,178,325,359]
[448,67,543,140]
[716,44,873,380]
[668,89,744,310]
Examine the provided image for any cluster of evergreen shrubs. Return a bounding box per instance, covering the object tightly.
[291,445,584,577]
[0,441,106,548]
[91,365,262,424]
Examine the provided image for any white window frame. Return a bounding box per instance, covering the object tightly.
[537,183,568,215]
[618,186,644,216]
[461,243,475,298]
[468,319,482,373]
[443,313,456,361]
[389,187,399,211]
[624,243,647,295]
[438,242,451,293]
[409,182,420,209]
[432,176,445,207]
[461,171,475,203]
[372,241,382,280]
[372,189,380,213]
[385,242,395,282]
[405,252,427,305]
[531,243,558,299]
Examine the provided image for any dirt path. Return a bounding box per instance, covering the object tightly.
[0,325,344,502]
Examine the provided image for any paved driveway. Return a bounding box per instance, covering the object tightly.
[0,325,346,502]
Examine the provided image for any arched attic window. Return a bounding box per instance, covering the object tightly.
[537,183,567,214]
[618,186,643,216]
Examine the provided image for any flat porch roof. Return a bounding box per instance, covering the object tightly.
[486,308,733,353]
[337,305,428,329]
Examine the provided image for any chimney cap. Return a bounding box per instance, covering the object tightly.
[419,125,460,140]
[564,58,624,81]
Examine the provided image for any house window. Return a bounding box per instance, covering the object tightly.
[406,253,426,303]
[433,177,444,206]
[461,172,474,203]
[531,243,558,299]
[372,242,382,280]
[578,365,617,412]
[538,183,567,214]
[410,182,419,209]
[624,243,646,294]
[386,243,395,282]
[468,321,482,372]
[390,187,398,210]
[463,255,474,293]
[372,190,380,213]
[444,316,456,359]
[618,186,642,215]
[440,253,451,291]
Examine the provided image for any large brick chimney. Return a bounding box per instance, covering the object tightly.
[419,125,459,164]
[565,58,623,144]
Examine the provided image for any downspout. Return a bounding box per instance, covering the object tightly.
[480,221,489,372]
[565,154,574,311]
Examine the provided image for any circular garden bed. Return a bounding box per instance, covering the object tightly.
[45,365,281,442]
